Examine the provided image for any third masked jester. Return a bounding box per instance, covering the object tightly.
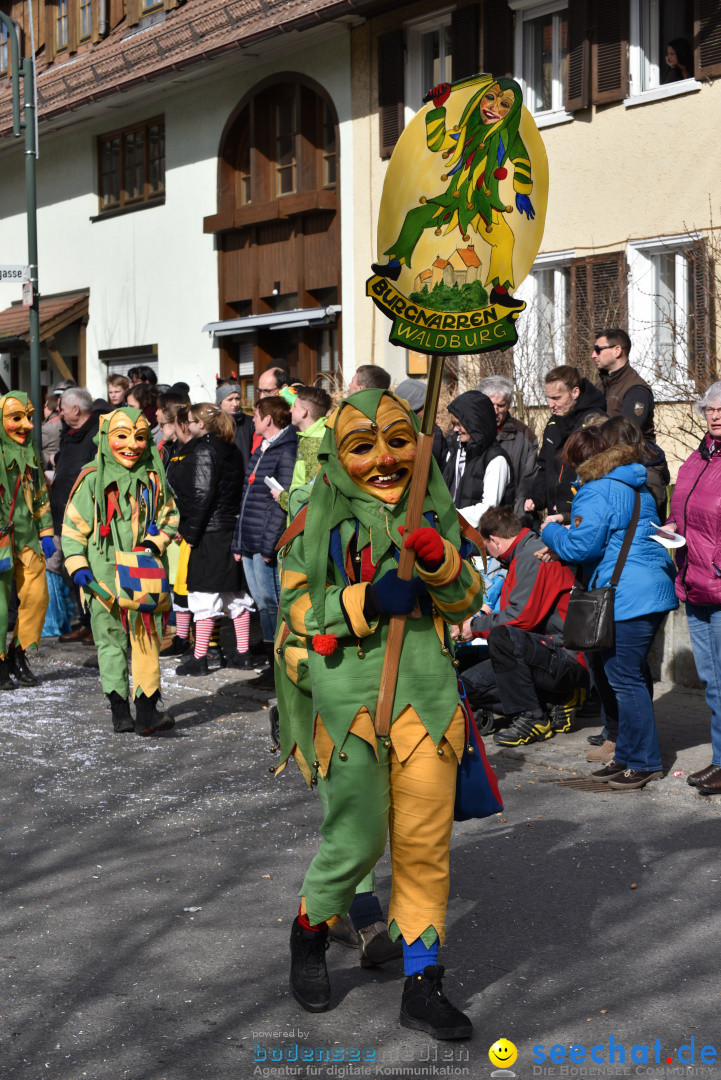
[275,389,485,1039]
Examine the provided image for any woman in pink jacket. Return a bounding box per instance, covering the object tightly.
[667,381,721,793]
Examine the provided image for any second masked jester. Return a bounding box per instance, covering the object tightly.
[61,408,179,735]
[0,392,55,689]
[276,389,485,1038]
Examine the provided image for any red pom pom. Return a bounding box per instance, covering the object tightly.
[99,524,111,537]
[494,167,508,180]
[312,634,338,656]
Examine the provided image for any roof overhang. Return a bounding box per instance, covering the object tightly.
[202,305,341,338]
[0,291,89,349]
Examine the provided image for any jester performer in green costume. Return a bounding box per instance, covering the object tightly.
[0,392,55,689]
[371,76,534,309]
[61,408,179,736]
[275,388,485,1038]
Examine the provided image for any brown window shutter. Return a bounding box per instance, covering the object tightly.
[378,28,404,161]
[695,0,721,79]
[163,0,179,11]
[592,0,628,104]
[689,238,717,389]
[571,252,627,360]
[44,1,55,62]
[482,0,514,77]
[566,0,590,111]
[126,0,139,28]
[67,0,78,53]
[452,5,480,81]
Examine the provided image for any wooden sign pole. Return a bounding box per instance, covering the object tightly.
[374,355,445,737]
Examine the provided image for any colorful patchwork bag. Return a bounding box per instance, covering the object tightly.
[0,475,22,574]
[114,549,171,613]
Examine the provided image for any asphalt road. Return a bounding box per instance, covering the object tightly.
[2,639,720,1080]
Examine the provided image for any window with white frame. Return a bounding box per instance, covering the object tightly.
[510,0,569,124]
[628,0,696,100]
[627,235,697,394]
[0,21,8,76]
[404,9,453,123]
[515,252,572,400]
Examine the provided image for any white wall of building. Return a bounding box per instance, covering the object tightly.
[0,29,353,399]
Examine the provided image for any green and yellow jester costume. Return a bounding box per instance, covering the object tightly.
[375,77,534,304]
[0,392,54,687]
[277,390,485,1030]
[61,408,179,734]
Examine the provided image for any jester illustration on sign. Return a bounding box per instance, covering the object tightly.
[368,73,548,355]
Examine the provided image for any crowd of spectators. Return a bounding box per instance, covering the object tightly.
[37,340,721,793]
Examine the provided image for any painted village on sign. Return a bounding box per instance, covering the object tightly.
[367,72,548,357]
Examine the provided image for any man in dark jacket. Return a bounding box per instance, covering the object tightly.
[526,365,606,521]
[441,390,513,527]
[51,388,102,643]
[456,506,588,746]
[593,328,655,439]
[232,397,297,675]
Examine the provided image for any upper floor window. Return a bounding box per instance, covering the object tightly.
[628,0,696,99]
[56,0,69,51]
[404,10,453,121]
[97,117,165,215]
[222,81,337,211]
[273,91,296,197]
[0,21,8,76]
[141,0,164,12]
[79,0,92,41]
[510,0,569,124]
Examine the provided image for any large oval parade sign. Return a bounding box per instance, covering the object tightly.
[367,73,548,356]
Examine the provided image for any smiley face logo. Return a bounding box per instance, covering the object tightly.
[489,1039,518,1069]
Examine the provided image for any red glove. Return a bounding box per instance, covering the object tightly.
[403,526,445,570]
[429,82,451,107]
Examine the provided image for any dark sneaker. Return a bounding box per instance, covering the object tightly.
[175,655,209,677]
[591,761,627,783]
[586,733,606,746]
[608,769,663,790]
[550,687,586,733]
[400,965,472,1041]
[328,914,359,950]
[159,635,190,658]
[493,712,553,747]
[358,922,403,968]
[289,917,331,1012]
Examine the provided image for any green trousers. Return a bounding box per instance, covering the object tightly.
[89,597,161,700]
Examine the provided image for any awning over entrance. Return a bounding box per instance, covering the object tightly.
[0,291,90,347]
[202,305,341,338]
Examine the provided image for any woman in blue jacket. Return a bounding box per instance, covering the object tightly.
[542,429,677,790]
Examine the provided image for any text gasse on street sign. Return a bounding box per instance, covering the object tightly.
[0,266,31,282]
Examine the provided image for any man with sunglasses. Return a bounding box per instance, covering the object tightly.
[593,328,656,440]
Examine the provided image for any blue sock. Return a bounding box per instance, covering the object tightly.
[348,892,383,931]
[402,936,439,976]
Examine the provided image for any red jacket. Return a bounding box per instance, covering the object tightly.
[471,528,586,668]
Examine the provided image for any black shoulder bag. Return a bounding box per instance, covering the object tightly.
[562,490,641,652]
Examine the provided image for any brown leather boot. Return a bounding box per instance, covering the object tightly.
[586,739,617,762]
